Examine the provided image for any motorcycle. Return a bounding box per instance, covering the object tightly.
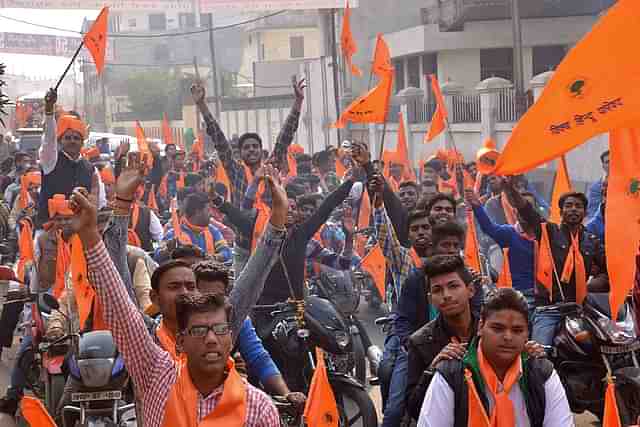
[253,296,379,427]
[547,292,640,424]
[34,294,137,427]
[309,265,382,386]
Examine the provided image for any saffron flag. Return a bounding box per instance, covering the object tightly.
[361,245,386,302]
[372,33,393,78]
[395,112,416,181]
[536,223,555,298]
[21,396,57,427]
[356,188,371,256]
[135,121,154,169]
[603,378,622,427]
[495,0,640,175]
[340,1,362,77]
[170,198,187,245]
[464,211,482,272]
[549,156,572,223]
[333,73,393,128]
[606,128,640,319]
[304,347,339,427]
[496,248,512,289]
[425,74,448,142]
[192,131,205,161]
[16,220,34,284]
[83,6,109,75]
[162,112,183,150]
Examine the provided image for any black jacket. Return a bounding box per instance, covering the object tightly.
[405,314,479,421]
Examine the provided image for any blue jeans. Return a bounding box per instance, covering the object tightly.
[531,309,564,346]
[6,335,32,399]
[379,334,408,427]
[520,289,536,325]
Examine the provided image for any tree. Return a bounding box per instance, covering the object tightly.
[123,70,181,119]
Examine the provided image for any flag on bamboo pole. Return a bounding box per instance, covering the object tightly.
[361,245,386,302]
[372,33,393,78]
[425,74,448,142]
[549,156,572,223]
[340,1,362,77]
[495,0,640,175]
[83,6,109,75]
[333,72,393,128]
[606,128,640,320]
[303,347,339,427]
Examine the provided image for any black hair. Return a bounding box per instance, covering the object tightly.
[432,221,465,247]
[512,174,528,187]
[297,154,312,163]
[600,150,610,163]
[423,255,473,285]
[13,151,31,162]
[286,182,306,200]
[423,159,443,173]
[399,181,418,192]
[175,293,233,333]
[481,288,529,324]
[151,259,193,291]
[426,193,457,215]
[171,244,205,261]
[183,192,209,218]
[297,193,322,210]
[185,173,203,188]
[407,209,430,227]
[238,132,262,151]
[558,191,588,210]
[312,150,331,166]
[193,260,231,295]
[520,191,537,207]
[421,180,437,188]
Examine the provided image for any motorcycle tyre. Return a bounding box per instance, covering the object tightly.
[45,374,65,418]
[333,381,378,427]
[352,334,367,387]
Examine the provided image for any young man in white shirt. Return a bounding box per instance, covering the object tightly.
[418,288,574,427]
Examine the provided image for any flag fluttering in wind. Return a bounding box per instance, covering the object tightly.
[372,33,393,78]
[361,245,386,302]
[135,121,153,169]
[606,128,640,320]
[603,376,622,427]
[394,112,416,181]
[536,223,555,298]
[192,131,205,161]
[333,73,393,128]
[21,396,57,427]
[303,348,339,427]
[83,6,109,75]
[549,156,572,223]
[496,248,513,289]
[340,1,362,77]
[425,74,448,143]
[495,0,640,175]
[464,211,482,272]
[162,112,184,150]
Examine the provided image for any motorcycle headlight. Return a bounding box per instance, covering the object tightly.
[77,358,115,388]
[335,331,350,350]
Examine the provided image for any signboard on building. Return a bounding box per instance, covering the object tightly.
[0,0,356,10]
[0,32,115,59]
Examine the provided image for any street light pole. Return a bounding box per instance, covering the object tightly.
[511,0,526,116]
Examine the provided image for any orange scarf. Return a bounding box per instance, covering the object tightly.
[128,203,142,248]
[52,232,70,299]
[500,193,517,226]
[181,218,215,254]
[16,219,34,284]
[467,341,522,427]
[409,248,423,269]
[161,358,247,427]
[156,319,183,362]
[251,201,270,253]
[560,231,587,305]
[70,235,106,331]
[159,172,185,199]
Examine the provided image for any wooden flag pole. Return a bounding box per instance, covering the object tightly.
[55,41,84,91]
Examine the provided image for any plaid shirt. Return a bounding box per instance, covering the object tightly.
[374,207,418,301]
[205,107,301,207]
[86,242,280,427]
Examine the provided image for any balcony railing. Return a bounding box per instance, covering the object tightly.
[451,93,481,123]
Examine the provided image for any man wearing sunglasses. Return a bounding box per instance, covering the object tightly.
[36,88,106,228]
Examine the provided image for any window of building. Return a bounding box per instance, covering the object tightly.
[533,45,566,75]
[179,13,195,29]
[290,36,305,59]
[393,59,405,93]
[422,53,437,77]
[148,13,167,31]
[127,18,136,28]
[480,48,513,81]
[407,56,420,88]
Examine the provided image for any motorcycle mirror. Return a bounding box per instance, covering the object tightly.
[42,293,60,311]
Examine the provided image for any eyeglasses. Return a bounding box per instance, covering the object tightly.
[184,323,230,338]
[63,134,83,142]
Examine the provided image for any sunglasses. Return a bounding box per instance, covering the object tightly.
[63,134,83,142]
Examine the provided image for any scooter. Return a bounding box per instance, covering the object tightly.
[547,292,640,424]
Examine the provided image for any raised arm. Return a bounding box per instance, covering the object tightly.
[465,189,512,247]
[503,176,544,239]
[302,179,355,241]
[270,77,305,167]
[39,89,58,175]
[228,165,287,341]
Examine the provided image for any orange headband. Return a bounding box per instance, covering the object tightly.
[48,194,74,218]
[57,115,87,140]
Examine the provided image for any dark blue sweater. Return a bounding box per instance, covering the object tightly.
[473,204,535,292]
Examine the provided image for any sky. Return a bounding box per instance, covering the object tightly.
[0,8,100,77]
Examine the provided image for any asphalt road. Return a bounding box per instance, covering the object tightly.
[0,283,600,426]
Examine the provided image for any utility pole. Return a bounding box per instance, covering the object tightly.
[511,0,526,117]
[329,8,341,143]
[207,13,222,118]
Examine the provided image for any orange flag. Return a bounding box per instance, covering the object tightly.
[340,1,362,77]
[303,347,339,427]
[603,378,622,427]
[536,223,555,298]
[496,248,513,288]
[21,396,57,427]
[356,189,371,256]
[287,153,298,177]
[372,33,393,78]
[170,198,187,245]
[135,121,153,169]
[16,219,34,284]
[361,245,386,302]
[215,164,232,201]
[192,131,205,161]
[70,235,100,331]
[83,6,109,75]
[162,112,183,151]
[606,128,640,318]
[148,185,159,211]
[464,211,482,272]
[549,156,572,223]
[333,72,393,128]
[425,74,448,142]
[495,0,640,175]
[395,112,416,182]
[335,157,347,179]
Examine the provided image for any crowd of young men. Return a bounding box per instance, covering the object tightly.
[0,74,636,427]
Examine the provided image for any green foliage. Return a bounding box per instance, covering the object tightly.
[123,70,181,119]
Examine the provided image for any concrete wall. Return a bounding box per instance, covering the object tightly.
[436,50,480,90]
